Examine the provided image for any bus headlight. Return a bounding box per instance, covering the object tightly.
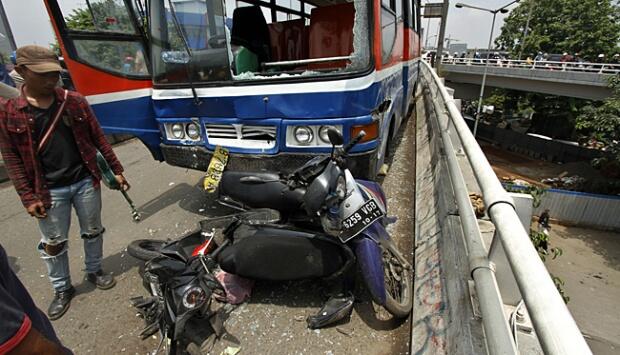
[294,126,313,145]
[319,126,335,144]
[171,123,185,139]
[186,123,201,140]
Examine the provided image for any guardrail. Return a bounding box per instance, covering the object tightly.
[419,59,592,355]
[437,57,620,74]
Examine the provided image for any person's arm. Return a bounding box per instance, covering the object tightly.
[0,104,42,211]
[7,326,66,355]
[75,94,129,190]
[0,282,64,354]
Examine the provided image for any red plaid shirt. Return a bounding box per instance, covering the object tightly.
[0,87,123,209]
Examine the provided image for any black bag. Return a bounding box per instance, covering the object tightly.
[216,223,350,281]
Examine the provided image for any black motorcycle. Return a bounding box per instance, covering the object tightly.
[130,226,223,355]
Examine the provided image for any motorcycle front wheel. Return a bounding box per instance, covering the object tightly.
[381,239,413,317]
[127,239,166,261]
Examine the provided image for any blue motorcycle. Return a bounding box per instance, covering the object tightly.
[215,128,413,323]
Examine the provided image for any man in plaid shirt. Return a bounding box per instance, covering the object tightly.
[0,45,131,320]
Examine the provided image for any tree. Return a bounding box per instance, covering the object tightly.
[496,0,620,61]
[575,76,620,176]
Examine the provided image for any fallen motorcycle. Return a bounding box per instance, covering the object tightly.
[215,128,413,320]
[129,225,224,355]
[128,128,413,333]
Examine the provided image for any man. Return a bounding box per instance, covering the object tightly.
[0,243,71,354]
[0,45,130,320]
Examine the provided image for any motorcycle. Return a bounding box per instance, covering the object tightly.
[129,128,412,335]
[129,225,226,355]
[128,211,286,354]
[215,128,413,320]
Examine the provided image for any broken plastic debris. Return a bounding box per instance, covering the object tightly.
[220,346,241,355]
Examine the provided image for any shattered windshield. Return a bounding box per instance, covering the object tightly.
[151,0,231,84]
[151,0,371,85]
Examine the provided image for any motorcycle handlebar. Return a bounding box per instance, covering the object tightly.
[344,131,366,153]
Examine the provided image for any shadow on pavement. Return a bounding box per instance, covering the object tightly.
[73,247,144,295]
[555,226,620,272]
[134,181,235,222]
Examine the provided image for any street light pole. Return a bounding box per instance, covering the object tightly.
[517,1,533,60]
[472,12,497,137]
[455,0,520,137]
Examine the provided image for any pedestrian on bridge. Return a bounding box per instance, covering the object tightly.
[0,45,131,321]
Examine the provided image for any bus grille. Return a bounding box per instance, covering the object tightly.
[204,123,277,149]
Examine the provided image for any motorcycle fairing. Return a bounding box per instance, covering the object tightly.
[216,223,351,281]
[352,222,391,305]
[219,171,305,211]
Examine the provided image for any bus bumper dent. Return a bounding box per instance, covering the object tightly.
[160,144,378,178]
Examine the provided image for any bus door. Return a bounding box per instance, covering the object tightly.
[44,0,163,160]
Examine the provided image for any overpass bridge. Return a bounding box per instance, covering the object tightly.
[412,60,592,354]
[438,58,619,100]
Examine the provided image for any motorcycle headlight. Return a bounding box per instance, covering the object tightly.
[182,286,207,309]
[171,123,185,139]
[186,123,201,140]
[336,175,346,199]
[294,126,313,145]
[319,126,335,144]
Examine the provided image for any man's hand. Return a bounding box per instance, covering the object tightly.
[115,174,130,191]
[27,201,47,218]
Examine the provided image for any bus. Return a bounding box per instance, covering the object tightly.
[43,0,421,179]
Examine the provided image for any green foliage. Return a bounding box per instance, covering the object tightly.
[529,229,569,303]
[504,183,547,208]
[496,0,620,61]
[575,76,620,169]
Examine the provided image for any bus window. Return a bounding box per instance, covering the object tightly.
[59,0,135,33]
[150,0,371,85]
[381,5,397,63]
[73,40,147,75]
[53,0,150,77]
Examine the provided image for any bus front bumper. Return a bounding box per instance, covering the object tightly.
[160,144,378,179]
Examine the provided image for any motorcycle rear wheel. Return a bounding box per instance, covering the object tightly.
[381,239,413,317]
[127,239,166,261]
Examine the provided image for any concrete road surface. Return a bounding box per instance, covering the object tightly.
[1,114,416,354]
[544,224,620,355]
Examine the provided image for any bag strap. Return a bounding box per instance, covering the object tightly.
[37,89,68,154]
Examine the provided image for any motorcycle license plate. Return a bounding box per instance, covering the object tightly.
[203,146,229,193]
[339,199,384,242]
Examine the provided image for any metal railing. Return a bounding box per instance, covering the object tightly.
[419,59,592,355]
[437,57,620,74]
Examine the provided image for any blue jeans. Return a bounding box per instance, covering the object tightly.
[37,176,104,292]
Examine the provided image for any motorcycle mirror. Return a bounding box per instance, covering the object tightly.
[327,128,344,146]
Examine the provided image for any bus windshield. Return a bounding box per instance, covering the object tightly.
[150,0,371,85]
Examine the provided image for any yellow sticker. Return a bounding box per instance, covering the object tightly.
[203,146,230,193]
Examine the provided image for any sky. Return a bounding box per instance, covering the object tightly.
[2,0,516,50]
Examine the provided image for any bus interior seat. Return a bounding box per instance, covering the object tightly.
[268,18,308,69]
[231,6,272,73]
[308,2,355,70]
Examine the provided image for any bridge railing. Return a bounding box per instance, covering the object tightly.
[437,57,620,74]
[419,59,592,355]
